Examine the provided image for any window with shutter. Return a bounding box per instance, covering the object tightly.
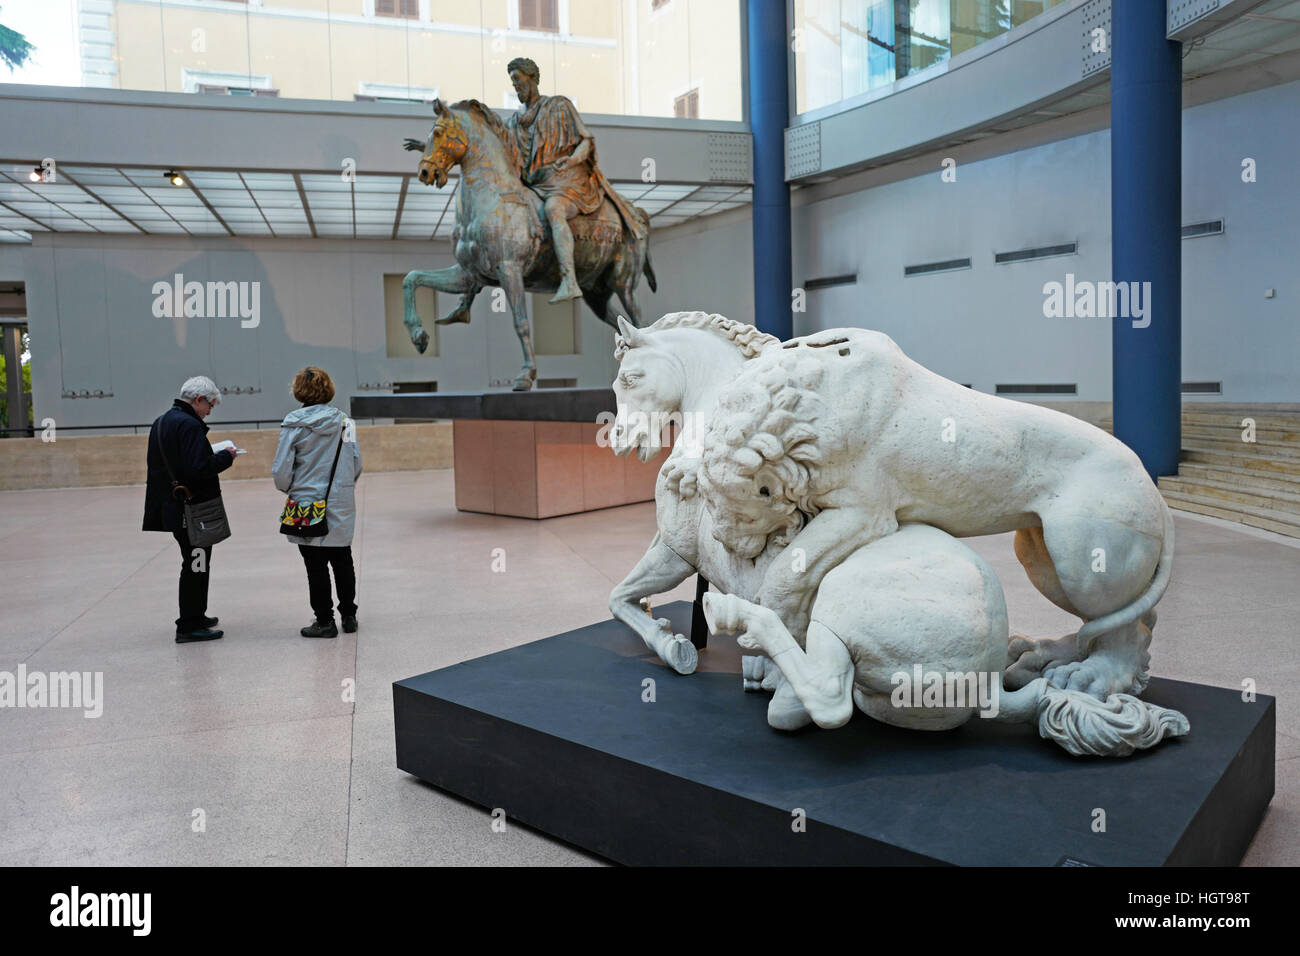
[376,0,418,19]
[520,0,558,32]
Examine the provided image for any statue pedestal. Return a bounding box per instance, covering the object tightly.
[351,388,663,518]
[393,601,1275,866]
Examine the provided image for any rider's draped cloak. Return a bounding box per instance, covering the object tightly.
[508,94,649,243]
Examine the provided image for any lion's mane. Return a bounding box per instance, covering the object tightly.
[699,352,831,547]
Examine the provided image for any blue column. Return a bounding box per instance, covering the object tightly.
[1111,1,1182,478]
[747,0,793,340]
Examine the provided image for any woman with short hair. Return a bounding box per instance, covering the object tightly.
[272,367,363,638]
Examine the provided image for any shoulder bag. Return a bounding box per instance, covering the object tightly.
[156,421,232,548]
[279,427,345,538]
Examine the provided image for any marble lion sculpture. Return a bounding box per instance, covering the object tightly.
[606,313,1188,756]
[695,327,1175,703]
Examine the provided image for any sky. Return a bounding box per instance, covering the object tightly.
[1,0,81,87]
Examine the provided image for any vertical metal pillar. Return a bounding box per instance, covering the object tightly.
[1111,2,1182,478]
[747,0,793,340]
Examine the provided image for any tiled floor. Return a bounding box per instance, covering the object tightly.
[0,469,1295,866]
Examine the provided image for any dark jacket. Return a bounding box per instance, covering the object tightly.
[142,399,234,533]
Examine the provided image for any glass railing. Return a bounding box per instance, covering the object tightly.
[793,0,1070,116]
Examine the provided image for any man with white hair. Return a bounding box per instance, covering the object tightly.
[142,375,239,643]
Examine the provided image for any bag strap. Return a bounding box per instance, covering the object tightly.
[153,415,190,500]
[322,423,345,501]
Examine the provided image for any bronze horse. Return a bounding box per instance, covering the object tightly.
[403,99,657,390]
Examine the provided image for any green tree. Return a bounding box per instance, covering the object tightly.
[0,6,35,72]
[0,347,32,430]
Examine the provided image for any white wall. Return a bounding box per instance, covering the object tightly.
[20,235,625,429]
[653,78,1300,404]
[788,78,1300,401]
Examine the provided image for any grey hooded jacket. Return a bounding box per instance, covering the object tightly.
[272,403,362,547]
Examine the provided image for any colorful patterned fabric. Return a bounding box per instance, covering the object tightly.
[281,497,326,529]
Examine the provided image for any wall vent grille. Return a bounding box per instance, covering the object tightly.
[995,384,1078,395]
[804,273,857,291]
[1181,219,1224,239]
[1182,381,1222,394]
[995,242,1078,264]
[904,257,971,277]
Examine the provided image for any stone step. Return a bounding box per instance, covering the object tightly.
[1099,405,1300,434]
[1182,422,1300,444]
[1175,462,1300,496]
[1160,489,1300,538]
[1158,475,1300,514]
[1180,445,1300,476]
[1179,436,1300,459]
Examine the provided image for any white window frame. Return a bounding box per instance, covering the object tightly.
[363,0,429,21]
[182,68,274,94]
[359,81,441,102]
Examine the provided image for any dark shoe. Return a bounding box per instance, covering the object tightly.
[204,616,219,627]
[301,619,338,638]
[342,615,358,633]
[176,627,224,644]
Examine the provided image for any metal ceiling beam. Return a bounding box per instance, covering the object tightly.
[293,172,317,238]
[0,196,56,232]
[240,172,278,236]
[60,170,147,233]
[181,170,236,236]
[391,175,409,240]
[119,167,190,234]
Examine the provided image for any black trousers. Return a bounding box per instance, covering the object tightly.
[299,545,357,622]
[172,530,213,631]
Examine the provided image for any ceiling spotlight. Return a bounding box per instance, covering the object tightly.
[165,169,185,186]
[28,166,43,183]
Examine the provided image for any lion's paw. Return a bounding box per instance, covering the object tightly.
[1004,632,1083,689]
[741,654,781,693]
[662,458,699,498]
[1044,649,1145,700]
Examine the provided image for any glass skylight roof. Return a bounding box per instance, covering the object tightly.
[0,164,752,242]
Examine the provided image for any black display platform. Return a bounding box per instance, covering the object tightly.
[393,602,1275,866]
[352,387,615,423]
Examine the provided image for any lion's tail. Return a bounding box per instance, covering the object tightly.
[1075,496,1175,649]
[995,678,1189,757]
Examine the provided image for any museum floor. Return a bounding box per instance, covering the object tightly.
[1,469,1296,866]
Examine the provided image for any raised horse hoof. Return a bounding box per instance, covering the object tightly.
[413,329,430,354]
[548,278,582,304]
[434,310,471,326]
[511,369,537,391]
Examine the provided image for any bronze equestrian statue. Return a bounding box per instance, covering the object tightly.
[401,57,656,390]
